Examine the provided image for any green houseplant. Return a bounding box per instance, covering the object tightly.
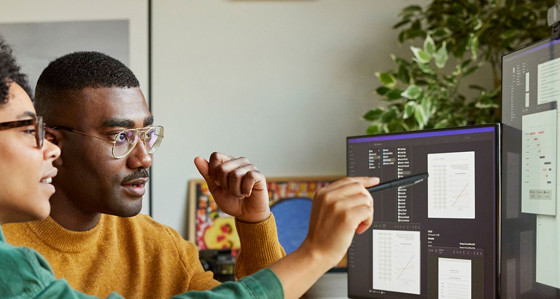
[364,0,556,134]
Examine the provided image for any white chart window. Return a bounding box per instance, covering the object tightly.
[538,57,560,105]
[536,215,560,288]
[428,151,476,219]
[438,258,472,299]
[521,109,557,215]
[372,229,421,295]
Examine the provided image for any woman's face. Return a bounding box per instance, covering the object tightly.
[0,82,60,224]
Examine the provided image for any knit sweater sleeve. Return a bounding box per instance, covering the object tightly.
[234,213,286,278]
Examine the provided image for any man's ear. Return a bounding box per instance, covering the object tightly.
[46,128,63,166]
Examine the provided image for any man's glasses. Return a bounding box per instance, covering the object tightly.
[0,116,45,148]
[51,126,164,159]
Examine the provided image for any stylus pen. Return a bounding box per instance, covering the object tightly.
[367,172,429,193]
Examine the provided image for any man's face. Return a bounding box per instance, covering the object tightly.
[52,87,153,217]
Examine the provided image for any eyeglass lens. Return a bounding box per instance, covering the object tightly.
[36,116,45,148]
[0,116,46,149]
[114,127,163,158]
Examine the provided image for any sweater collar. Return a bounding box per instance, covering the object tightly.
[23,215,105,253]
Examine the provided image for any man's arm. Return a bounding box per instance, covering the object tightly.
[234,214,286,277]
[194,153,285,277]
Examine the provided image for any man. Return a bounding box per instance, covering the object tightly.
[3,52,285,298]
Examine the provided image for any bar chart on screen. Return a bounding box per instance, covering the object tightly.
[521,109,557,215]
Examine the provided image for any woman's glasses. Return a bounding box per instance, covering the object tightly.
[0,116,45,148]
[51,126,164,159]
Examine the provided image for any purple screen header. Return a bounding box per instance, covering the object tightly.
[503,38,560,62]
[348,126,495,143]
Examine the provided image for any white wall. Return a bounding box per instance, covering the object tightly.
[152,0,429,236]
[0,0,148,93]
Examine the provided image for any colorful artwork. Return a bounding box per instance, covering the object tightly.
[188,176,346,269]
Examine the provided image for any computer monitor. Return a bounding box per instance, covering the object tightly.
[502,37,560,297]
[346,124,500,298]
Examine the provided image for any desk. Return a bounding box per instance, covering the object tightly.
[303,272,348,298]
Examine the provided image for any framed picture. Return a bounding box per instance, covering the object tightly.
[187,176,348,271]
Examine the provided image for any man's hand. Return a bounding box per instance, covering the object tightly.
[300,176,379,266]
[194,152,270,223]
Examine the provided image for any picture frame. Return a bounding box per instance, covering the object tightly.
[187,176,348,270]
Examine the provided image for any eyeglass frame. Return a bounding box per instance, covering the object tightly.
[50,125,164,159]
[0,116,45,148]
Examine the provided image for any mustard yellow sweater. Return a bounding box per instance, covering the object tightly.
[3,214,285,299]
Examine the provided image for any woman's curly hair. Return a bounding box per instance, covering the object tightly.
[0,36,32,105]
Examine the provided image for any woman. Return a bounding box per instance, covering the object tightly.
[0,36,377,298]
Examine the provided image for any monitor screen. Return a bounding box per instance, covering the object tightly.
[502,37,560,297]
[346,124,499,298]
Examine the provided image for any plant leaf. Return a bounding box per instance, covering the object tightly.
[366,124,381,135]
[387,120,403,132]
[416,61,435,74]
[434,119,449,129]
[432,27,449,38]
[386,89,404,100]
[397,64,411,84]
[400,5,422,15]
[403,101,416,119]
[499,28,518,40]
[411,46,431,64]
[393,19,411,29]
[398,31,406,44]
[376,86,391,96]
[463,64,479,76]
[376,72,397,88]
[422,96,434,117]
[401,85,422,100]
[363,108,384,121]
[487,86,501,97]
[414,104,427,129]
[473,18,483,31]
[469,35,479,60]
[381,107,399,123]
[469,84,485,91]
[424,34,436,56]
[475,97,499,109]
[434,42,448,69]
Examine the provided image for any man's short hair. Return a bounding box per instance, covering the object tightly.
[0,36,32,106]
[34,51,139,115]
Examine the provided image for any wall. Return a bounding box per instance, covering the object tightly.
[151,0,430,235]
